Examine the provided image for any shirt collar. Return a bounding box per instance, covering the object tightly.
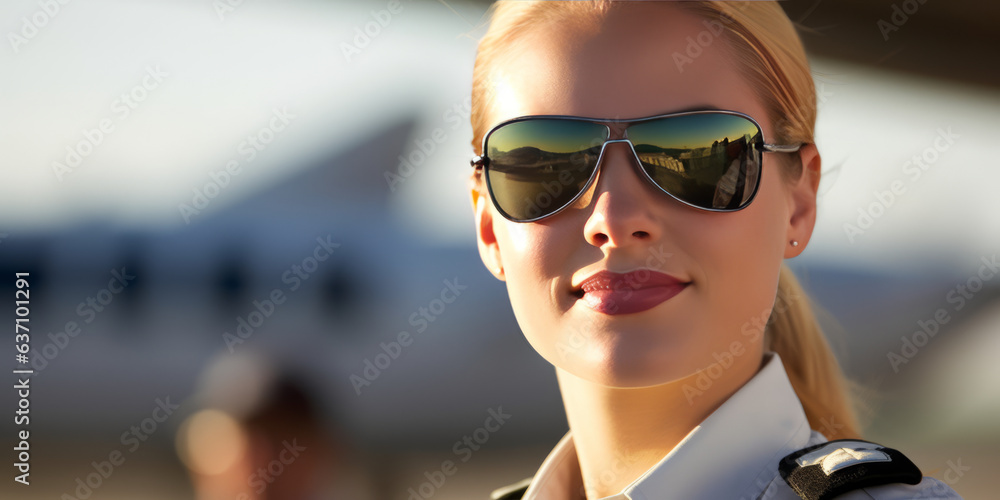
[521,352,814,500]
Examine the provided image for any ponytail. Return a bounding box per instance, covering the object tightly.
[768,264,861,440]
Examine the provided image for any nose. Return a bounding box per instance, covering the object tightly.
[581,140,662,249]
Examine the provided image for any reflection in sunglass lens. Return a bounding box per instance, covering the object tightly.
[486,119,609,221]
[627,113,762,210]
[483,113,765,221]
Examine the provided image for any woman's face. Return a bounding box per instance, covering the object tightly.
[473,4,819,387]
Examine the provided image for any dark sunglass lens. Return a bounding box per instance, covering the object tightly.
[627,113,763,210]
[486,119,609,220]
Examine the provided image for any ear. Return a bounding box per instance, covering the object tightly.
[469,175,506,281]
[784,143,821,259]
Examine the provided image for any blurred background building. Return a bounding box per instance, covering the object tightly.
[0,0,997,498]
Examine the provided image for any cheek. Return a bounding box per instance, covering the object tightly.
[495,217,558,301]
[494,217,579,355]
[692,176,788,342]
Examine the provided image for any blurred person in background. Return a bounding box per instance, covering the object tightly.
[465,1,962,499]
[176,352,371,500]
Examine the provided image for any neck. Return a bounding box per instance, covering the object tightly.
[555,351,764,499]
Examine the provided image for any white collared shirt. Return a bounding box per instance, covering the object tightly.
[512,352,961,500]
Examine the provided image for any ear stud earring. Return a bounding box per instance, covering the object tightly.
[790,240,799,247]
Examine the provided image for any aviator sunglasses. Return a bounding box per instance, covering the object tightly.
[470,109,802,222]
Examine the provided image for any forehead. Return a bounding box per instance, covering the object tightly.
[485,3,768,130]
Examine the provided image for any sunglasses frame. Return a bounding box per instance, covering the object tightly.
[470,109,803,222]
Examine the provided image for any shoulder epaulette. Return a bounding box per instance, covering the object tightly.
[489,477,532,500]
[779,438,923,500]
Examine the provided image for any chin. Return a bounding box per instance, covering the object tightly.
[547,330,707,388]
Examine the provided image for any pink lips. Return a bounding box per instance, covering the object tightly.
[575,269,688,315]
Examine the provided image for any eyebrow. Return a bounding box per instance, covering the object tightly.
[601,104,725,121]
[515,104,725,121]
[658,104,721,114]
[487,104,730,133]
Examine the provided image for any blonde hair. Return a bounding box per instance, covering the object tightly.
[468,1,860,440]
